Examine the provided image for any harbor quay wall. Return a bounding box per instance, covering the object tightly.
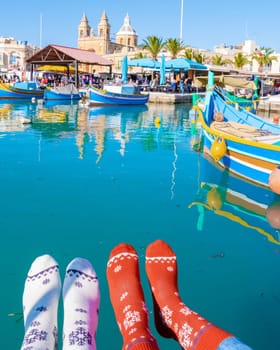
[147,92,201,104]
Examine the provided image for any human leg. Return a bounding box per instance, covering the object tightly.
[62,258,100,350]
[145,240,253,350]
[106,243,159,350]
[20,254,61,350]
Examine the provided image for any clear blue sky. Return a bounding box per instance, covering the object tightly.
[1,0,280,52]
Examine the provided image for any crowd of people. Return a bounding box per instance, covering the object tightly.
[19,240,253,350]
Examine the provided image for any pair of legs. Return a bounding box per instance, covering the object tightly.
[106,240,253,350]
[21,255,100,350]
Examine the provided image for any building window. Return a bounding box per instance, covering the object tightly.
[10,53,18,65]
[128,38,131,46]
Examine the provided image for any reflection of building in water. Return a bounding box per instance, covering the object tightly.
[74,105,188,161]
[76,108,90,159]
[76,108,106,162]
[93,116,106,163]
[113,116,130,156]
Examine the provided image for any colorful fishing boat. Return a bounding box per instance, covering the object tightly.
[88,84,149,105]
[193,83,280,189]
[0,82,44,100]
[44,84,81,100]
[188,154,280,245]
[194,75,259,111]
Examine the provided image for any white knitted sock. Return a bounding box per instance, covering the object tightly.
[62,258,100,350]
[20,254,61,350]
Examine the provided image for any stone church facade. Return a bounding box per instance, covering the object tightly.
[77,11,141,74]
[77,11,138,57]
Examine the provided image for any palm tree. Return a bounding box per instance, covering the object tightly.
[183,47,194,60]
[233,52,250,69]
[193,51,208,64]
[164,38,184,59]
[142,36,165,60]
[133,52,146,59]
[211,54,232,66]
[251,47,278,72]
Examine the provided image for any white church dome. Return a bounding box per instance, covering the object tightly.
[116,14,137,36]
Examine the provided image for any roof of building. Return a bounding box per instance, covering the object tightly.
[116,14,137,36]
[26,44,113,66]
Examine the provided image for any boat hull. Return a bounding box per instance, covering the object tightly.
[44,84,81,101]
[89,87,149,105]
[198,90,280,188]
[0,82,43,100]
[44,89,81,100]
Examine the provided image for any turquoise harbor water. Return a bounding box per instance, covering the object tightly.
[1,100,280,350]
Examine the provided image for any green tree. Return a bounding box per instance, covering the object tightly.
[183,47,194,60]
[193,51,208,64]
[133,52,146,59]
[164,38,184,59]
[251,47,278,72]
[233,52,250,69]
[142,36,165,60]
[211,54,232,66]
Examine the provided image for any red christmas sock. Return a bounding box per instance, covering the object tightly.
[145,240,232,350]
[106,243,159,350]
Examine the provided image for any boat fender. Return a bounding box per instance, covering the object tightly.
[154,117,161,128]
[269,166,280,195]
[210,136,227,162]
[273,114,279,125]
[213,112,224,122]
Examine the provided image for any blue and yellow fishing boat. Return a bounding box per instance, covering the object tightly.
[193,81,280,189]
[88,85,149,106]
[0,82,44,100]
[44,84,81,100]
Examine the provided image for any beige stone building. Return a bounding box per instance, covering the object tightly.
[0,36,38,78]
[77,11,140,74]
[78,11,138,55]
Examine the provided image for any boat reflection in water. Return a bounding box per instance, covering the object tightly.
[189,154,280,245]
[0,100,37,132]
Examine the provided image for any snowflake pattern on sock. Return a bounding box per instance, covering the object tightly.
[69,326,92,346]
[22,325,58,350]
[178,323,193,348]
[63,260,100,350]
[23,328,47,345]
